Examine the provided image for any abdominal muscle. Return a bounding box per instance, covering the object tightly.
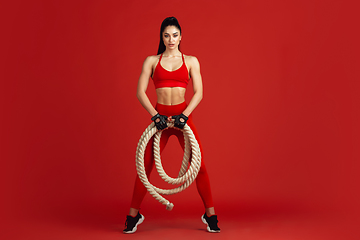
[156,87,186,105]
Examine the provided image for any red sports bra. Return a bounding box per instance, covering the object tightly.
[152,53,190,89]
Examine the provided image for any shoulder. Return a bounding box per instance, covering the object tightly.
[183,54,200,69]
[142,54,161,69]
[183,54,199,63]
[143,54,160,64]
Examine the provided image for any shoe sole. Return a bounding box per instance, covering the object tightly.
[201,215,220,233]
[123,214,145,234]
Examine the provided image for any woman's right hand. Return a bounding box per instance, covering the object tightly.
[151,113,168,130]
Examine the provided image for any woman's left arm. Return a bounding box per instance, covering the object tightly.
[182,56,203,117]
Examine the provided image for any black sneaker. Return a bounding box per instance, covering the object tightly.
[201,213,221,233]
[123,212,145,234]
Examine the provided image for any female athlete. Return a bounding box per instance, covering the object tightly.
[123,16,220,234]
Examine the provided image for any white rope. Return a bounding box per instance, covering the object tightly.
[135,121,201,211]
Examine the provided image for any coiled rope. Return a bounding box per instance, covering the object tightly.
[135,120,201,211]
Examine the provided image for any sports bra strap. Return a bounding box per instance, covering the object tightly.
[159,53,163,61]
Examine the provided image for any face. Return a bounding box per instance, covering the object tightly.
[162,25,181,50]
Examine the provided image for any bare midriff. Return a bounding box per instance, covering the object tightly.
[156,87,186,105]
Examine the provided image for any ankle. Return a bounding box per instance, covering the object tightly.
[129,208,139,217]
[205,207,215,217]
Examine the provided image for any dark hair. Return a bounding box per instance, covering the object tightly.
[157,17,182,54]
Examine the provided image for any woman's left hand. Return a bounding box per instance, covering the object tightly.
[171,114,189,129]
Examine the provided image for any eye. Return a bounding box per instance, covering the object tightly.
[174,35,178,37]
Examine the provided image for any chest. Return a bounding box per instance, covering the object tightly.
[159,57,184,72]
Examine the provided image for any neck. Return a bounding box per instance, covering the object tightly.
[163,48,181,57]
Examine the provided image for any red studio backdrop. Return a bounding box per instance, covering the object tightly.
[1,0,359,239]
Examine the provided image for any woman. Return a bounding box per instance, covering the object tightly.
[123,17,220,234]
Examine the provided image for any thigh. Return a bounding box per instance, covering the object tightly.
[159,128,174,152]
[173,128,185,150]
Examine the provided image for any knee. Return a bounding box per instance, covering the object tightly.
[198,164,208,176]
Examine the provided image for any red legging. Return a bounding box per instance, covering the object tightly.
[130,101,214,209]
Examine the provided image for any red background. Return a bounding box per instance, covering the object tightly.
[1,0,359,239]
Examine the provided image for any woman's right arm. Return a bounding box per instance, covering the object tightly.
[136,56,158,117]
